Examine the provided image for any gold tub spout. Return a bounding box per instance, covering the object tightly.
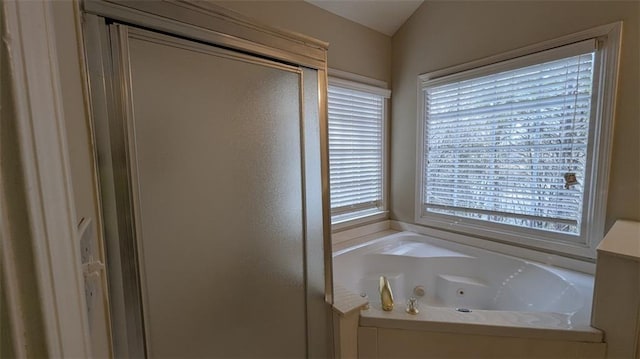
[379,276,394,311]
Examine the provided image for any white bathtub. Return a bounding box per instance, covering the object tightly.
[333,231,601,340]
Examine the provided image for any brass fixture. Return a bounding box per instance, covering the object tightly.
[406,297,419,315]
[379,276,394,311]
[360,292,370,310]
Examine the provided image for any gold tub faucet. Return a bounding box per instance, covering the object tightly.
[379,276,394,311]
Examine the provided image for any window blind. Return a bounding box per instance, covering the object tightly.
[328,85,384,220]
[422,50,596,235]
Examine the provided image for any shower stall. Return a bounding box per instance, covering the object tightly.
[83,1,332,357]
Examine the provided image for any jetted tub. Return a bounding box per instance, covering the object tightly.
[333,231,602,341]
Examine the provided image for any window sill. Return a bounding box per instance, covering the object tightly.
[331,219,394,254]
[331,210,388,233]
[331,211,391,250]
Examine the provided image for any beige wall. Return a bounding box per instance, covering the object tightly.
[215,0,392,83]
[390,1,640,233]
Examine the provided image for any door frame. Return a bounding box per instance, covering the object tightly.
[1,1,92,357]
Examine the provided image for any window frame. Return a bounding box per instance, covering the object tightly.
[327,73,391,230]
[415,22,622,259]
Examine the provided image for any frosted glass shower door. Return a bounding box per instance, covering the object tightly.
[121,27,309,358]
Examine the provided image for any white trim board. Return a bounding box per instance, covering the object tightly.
[2,1,91,357]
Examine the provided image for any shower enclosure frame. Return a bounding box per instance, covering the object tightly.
[81,1,333,357]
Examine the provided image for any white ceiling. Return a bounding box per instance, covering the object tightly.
[305,0,424,36]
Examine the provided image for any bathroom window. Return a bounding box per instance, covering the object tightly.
[328,77,390,226]
[416,25,621,257]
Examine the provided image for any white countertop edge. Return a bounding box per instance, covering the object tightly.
[597,220,640,262]
[332,284,369,316]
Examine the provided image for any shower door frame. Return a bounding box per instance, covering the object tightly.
[82,1,333,357]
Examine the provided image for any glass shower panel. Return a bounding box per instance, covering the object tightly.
[125,29,306,358]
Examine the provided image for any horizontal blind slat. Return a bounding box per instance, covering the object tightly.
[429,78,594,110]
[426,109,592,130]
[422,51,595,235]
[329,83,385,217]
[429,67,593,104]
